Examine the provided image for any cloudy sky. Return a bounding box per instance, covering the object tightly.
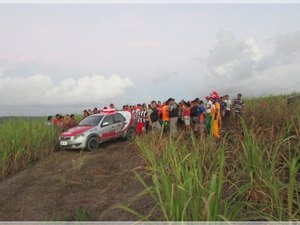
[0,3,300,116]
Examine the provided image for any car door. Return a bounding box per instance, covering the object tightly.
[99,115,116,140]
[113,113,126,136]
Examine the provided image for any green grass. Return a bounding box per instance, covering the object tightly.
[0,117,59,177]
[124,94,300,221]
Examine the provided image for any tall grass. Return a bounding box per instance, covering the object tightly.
[0,118,59,178]
[126,95,300,221]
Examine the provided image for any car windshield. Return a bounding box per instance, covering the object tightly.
[79,115,103,126]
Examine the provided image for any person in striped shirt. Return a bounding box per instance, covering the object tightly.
[136,104,147,135]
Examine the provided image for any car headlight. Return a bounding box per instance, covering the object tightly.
[73,134,85,140]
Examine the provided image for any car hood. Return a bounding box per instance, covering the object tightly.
[61,126,94,137]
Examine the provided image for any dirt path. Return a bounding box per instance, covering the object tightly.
[0,140,153,221]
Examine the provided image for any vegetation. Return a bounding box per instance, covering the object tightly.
[0,118,59,178]
[0,94,299,221]
[125,95,300,221]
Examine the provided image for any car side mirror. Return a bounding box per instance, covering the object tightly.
[102,121,109,127]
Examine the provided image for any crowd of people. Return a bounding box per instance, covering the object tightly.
[46,91,245,139]
[46,114,78,130]
[118,91,245,139]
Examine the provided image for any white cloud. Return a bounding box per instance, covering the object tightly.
[0,74,134,106]
[205,30,300,97]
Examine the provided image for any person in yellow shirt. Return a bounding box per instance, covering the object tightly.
[210,92,221,139]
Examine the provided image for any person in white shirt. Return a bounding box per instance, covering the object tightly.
[223,95,232,123]
[205,95,214,134]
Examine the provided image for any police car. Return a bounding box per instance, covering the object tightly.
[59,110,136,151]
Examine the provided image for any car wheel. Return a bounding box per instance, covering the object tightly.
[126,127,136,141]
[86,137,99,151]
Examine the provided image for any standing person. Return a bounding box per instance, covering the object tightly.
[136,104,146,135]
[93,107,99,114]
[220,96,226,120]
[168,98,178,137]
[109,103,115,110]
[46,116,54,127]
[162,101,170,132]
[190,100,199,133]
[177,102,184,130]
[69,114,78,128]
[233,93,245,129]
[205,95,213,134]
[148,101,162,132]
[55,115,64,130]
[144,104,150,132]
[157,101,163,126]
[183,101,191,130]
[53,114,61,125]
[211,92,221,139]
[83,110,89,118]
[223,95,232,123]
[63,114,71,130]
[198,100,206,136]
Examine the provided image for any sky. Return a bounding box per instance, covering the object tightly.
[0,3,300,116]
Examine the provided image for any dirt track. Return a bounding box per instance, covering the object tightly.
[0,140,153,221]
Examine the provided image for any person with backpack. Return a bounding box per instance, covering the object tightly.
[148,100,161,132]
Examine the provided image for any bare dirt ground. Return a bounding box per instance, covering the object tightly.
[0,140,154,221]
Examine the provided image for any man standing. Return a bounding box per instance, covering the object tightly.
[233,93,245,128]
[223,95,232,123]
[136,104,145,135]
[162,100,170,132]
[168,98,178,137]
[205,95,213,134]
[148,100,162,132]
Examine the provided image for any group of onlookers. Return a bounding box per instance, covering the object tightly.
[120,91,245,139]
[46,91,245,139]
[46,114,78,130]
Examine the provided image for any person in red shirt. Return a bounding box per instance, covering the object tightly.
[183,101,191,130]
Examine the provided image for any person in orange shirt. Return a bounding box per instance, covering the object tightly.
[162,100,170,132]
[210,91,221,139]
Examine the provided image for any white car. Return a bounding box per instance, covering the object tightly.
[59,110,136,151]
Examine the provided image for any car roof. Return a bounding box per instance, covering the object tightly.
[90,111,119,116]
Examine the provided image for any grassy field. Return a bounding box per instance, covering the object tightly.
[0,94,299,221]
[0,117,59,177]
[126,95,300,221]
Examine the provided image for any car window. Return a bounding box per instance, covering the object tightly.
[114,113,125,123]
[79,115,103,126]
[101,115,114,126]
